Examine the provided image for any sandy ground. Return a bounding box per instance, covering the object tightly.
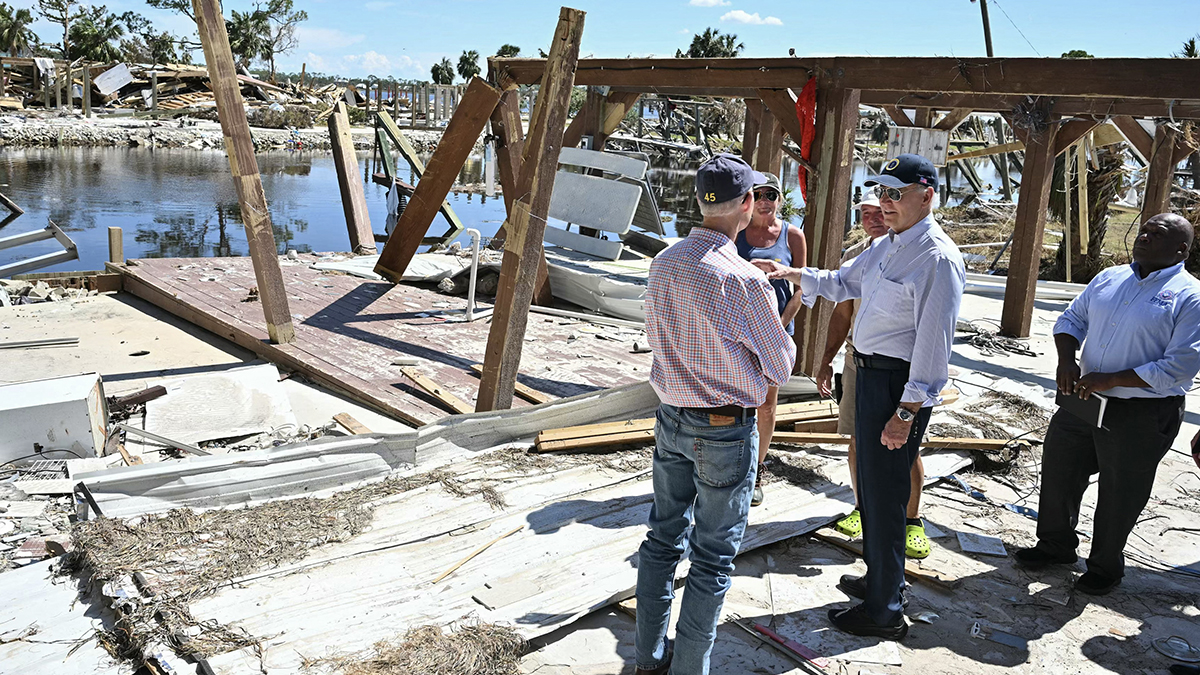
[520,290,1200,675]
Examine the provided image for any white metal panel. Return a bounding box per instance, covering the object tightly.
[547,171,641,234]
[558,147,647,179]
[544,226,626,261]
[0,373,106,465]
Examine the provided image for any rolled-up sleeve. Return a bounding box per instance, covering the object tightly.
[800,248,869,307]
[1053,281,1093,343]
[902,255,965,407]
[741,277,797,387]
[1132,295,1200,393]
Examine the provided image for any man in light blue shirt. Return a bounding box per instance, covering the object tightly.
[756,154,964,640]
[1016,213,1200,595]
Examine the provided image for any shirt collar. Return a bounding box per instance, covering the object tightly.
[888,213,935,246]
[1130,260,1185,283]
[690,226,734,247]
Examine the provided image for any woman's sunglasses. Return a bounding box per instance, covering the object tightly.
[754,189,780,202]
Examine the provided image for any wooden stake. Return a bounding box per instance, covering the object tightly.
[374,77,500,282]
[1000,108,1059,337]
[328,101,376,254]
[192,0,295,344]
[107,227,123,264]
[477,7,585,412]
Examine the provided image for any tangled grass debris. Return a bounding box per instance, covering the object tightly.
[303,620,525,675]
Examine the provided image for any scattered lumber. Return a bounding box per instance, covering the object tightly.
[399,366,474,415]
[468,364,554,405]
[333,412,372,435]
[811,529,959,592]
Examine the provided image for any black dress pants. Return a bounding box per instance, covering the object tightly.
[1035,396,1184,580]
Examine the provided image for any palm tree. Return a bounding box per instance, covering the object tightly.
[430,57,454,85]
[68,5,125,62]
[226,8,269,70]
[676,28,744,58]
[0,4,36,56]
[457,49,480,81]
[495,44,519,58]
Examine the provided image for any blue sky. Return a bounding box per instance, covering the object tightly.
[11,0,1199,81]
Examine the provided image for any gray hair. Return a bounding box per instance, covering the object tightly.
[697,193,746,218]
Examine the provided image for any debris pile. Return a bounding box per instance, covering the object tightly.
[0,279,95,305]
[308,621,526,675]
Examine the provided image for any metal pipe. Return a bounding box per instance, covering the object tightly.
[465,228,481,321]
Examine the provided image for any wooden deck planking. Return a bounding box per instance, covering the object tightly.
[114,256,652,426]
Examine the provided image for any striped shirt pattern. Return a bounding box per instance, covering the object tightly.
[646,227,797,408]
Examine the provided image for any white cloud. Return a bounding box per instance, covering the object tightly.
[720,10,783,25]
[295,27,365,51]
[364,1,395,9]
[678,28,692,34]
[337,51,422,78]
[689,0,730,6]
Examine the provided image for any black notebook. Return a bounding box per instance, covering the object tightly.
[1056,390,1108,429]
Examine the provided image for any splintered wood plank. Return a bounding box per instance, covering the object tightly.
[536,417,654,444]
[328,101,376,254]
[399,366,475,415]
[333,413,372,435]
[535,428,655,453]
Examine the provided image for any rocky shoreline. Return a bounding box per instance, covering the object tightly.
[0,112,454,153]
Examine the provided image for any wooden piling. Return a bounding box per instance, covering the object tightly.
[477,7,585,412]
[82,65,91,117]
[151,71,158,111]
[108,227,123,264]
[328,101,376,254]
[1140,122,1180,224]
[192,0,295,344]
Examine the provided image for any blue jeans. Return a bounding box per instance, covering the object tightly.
[635,404,758,675]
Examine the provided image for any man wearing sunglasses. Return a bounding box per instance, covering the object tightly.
[735,172,808,508]
[753,153,964,640]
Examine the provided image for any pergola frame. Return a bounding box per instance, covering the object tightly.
[493,55,1200,370]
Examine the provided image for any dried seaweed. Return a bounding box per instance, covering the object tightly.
[964,390,1051,429]
[759,453,828,488]
[304,620,525,675]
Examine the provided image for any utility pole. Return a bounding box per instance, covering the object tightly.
[976,0,995,57]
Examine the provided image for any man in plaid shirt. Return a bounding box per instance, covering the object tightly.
[634,154,796,675]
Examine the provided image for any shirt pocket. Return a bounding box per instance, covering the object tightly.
[873,277,915,320]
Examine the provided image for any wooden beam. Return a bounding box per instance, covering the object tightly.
[477,7,585,412]
[493,56,1200,102]
[1000,108,1060,338]
[328,101,376,254]
[1140,123,1181,224]
[934,107,973,131]
[1052,119,1100,156]
[374,77,501,282]
[333,412,372,434]
[861,90,1200,119]
[797,83,861,374]
[881,104,913,127]
[192,0,294,344]
[914,107,933,127]
[468,363,554,404]
[400,366,474,415]
[1111,115,1154,162]
[602,91,641,135]
[742,98,762,165]
[755,102,783,175]
[945,140,1024,162]
[561,94,596,149]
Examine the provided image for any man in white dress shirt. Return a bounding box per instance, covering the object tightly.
[755,154,964,640]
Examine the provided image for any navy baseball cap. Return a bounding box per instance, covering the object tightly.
[866,153,938,191]
[696,153,767,205]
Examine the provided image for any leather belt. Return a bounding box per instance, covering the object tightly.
[853,352,911,371]
[685,404,757,421]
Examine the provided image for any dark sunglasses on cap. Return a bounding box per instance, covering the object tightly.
[873,184,923,202]
[754,189,779,202]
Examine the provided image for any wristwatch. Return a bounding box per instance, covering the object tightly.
[894,406,916,423]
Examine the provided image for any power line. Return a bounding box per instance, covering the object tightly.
[990,0,1042,56]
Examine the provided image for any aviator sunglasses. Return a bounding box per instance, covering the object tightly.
[754,189,779,202]
[872,184,923,202]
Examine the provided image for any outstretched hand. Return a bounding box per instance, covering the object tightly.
[750,259,802,282]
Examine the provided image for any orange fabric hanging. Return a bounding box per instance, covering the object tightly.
[794,77,817,201]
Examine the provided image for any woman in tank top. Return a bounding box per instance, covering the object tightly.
[735,172,807,507]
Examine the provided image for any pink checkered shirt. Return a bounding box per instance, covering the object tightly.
[646,226,796,408]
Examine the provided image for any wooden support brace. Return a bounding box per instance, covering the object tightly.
[742,98,762,164]
[1000,109,1060,338]
[914,107,932,127]
[477,7,585,412]
[881,104,913,127]
[1111,115,1154,162]
[374,77,501,282]
[1052,119,1100,157]
[192,0,294,344]
[329,101,376,254]
[934,108,973,131]
[945,140,1024,163]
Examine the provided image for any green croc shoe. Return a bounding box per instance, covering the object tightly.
[835,509,862,538]
[905,522,931,559]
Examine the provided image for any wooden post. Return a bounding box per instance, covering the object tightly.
[755,104,783,176]
[742,99,762,165]
[82,65,91,118]
[1140,122,1180,224]
[1000,110,1060,338]
[42,69,49,109]
[477,7,585,412]
[328,101,376,254]
[637,98,644,137]
[55,67,62,109]
[373,77,501,281]
[584,86,604,149]
[108,227,123,264]
[914,107,932,127]
[994,116,1012,201]
[1076,139,1089,255]
[192,0,295,344]
[1064,145,1073,283]
[796,84,861,373]
[150,71,158,111]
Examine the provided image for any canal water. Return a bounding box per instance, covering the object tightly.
[0,146,1014,274]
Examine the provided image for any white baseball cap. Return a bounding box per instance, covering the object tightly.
[853,192,881,210]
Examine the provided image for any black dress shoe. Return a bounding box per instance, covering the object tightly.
[828,604,908,641]
[1014,546,1077,569]
[1169,664,1200,675]
[1075,571,1120,595]
[837,574,909,608]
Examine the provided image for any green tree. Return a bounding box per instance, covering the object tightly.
[1175,35,1199,58]
[1060,49,1094,58]
[145,0,193,22]
[68,5,125,62]
[226,8,269,70]
[457,49,480,81]
[430,57,454,84]
[0,4,37,56]
[495,43,519,57]
[36,0,74,59]
[676,28,744,58]
[259,0,307,81]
